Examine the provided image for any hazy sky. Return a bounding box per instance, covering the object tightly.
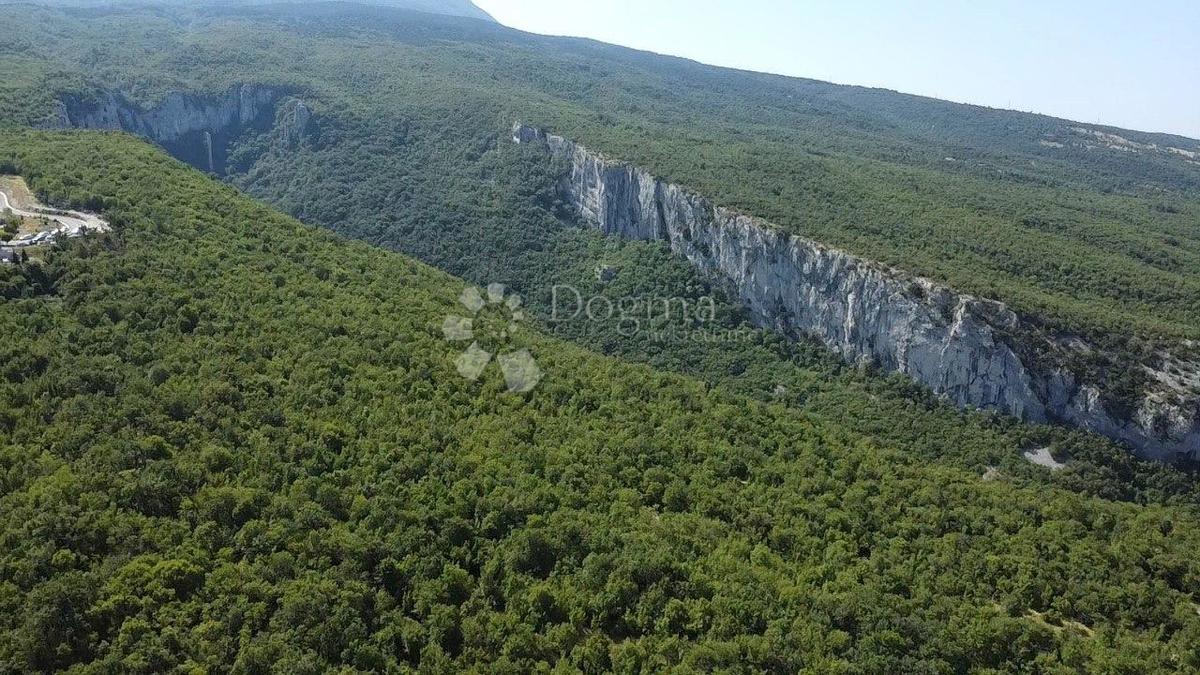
[473,0,1200,139]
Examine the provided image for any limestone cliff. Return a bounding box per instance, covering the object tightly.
[514,123,1200,462]
[49,85,284,174]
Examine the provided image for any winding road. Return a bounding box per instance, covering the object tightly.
[0,187,109,246]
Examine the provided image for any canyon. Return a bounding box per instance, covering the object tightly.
[40,82,1200,462]
[46,85,301,175]
[514,123,1200,462]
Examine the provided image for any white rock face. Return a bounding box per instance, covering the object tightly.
[514,123,1200,462]
[53,85,279,143]
[276,99,313,149]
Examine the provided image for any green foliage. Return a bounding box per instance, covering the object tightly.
[0,0,1191,497]
[179,53,1198,504]
[0,0,1194,427]
[0,129,1199,673]
[4,1,1197,340]
[0,0,1193,434]
[0,214,18,238]
[1,3,1199,671]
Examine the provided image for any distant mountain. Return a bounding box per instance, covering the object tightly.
[382,0,494,22]
[3,110,1200,675]
[0,0,497,22]
[2,3,1200,671]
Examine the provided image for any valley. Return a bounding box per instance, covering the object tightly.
[1,127,1199,673]
[513,123,1200,461]
[0,1,1198,672]
[4,1,1195,462]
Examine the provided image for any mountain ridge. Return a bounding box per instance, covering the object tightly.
[1,125,1199,673]
[526,33,1200,145]
[0,0,498,22]
[514,123,1200,461]
[9,1,1197,461]
[2,3,1200,670]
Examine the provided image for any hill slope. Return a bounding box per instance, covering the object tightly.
[0,0,497,21]
[2,1,1197,458]
[1,2,1197,343]
[1,128,1199,672]
[388,0,494,21]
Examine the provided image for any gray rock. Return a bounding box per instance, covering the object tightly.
[1023,447,1067,471]
[57,84,279,143]
[44,100,72,130]
[275,98,313,149]
[514,123,1200,462]
[595,264,619,283]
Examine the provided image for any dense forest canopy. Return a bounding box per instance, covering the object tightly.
[0,128,1199,672]
[1,2,1199,671]
[1,1,1198,343]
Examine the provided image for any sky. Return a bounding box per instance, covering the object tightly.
[472,0,1200,139]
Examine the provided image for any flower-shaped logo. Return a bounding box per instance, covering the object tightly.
[442,283,543,394]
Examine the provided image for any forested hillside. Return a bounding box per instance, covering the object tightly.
[0,0,497,21]
[1,129,1199,673]
[0,2,1194,459]
[1,1,1197,343]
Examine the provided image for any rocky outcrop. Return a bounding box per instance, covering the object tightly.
[50,85,285,174]
[514,123,1200,462]
[54,85,276,142]
[275,99,314,150]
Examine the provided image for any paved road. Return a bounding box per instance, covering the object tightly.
[1,188,109,245]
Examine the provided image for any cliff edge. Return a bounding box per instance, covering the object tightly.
[514,123,1200,462]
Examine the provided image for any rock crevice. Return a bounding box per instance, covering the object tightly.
[49,85,288,175]
[514,123,1200,462]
